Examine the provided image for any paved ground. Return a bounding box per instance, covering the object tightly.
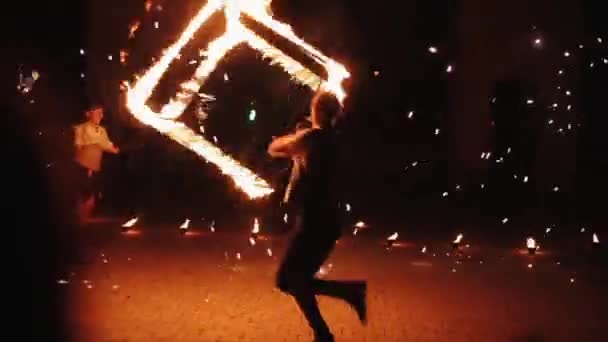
[59,221,608,342]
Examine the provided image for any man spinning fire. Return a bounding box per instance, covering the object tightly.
[268,91,367,342]
[73,105,119,223]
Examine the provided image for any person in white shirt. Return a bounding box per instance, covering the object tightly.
[73,105,119,223]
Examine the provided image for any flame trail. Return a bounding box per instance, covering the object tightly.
[126,0,349,199]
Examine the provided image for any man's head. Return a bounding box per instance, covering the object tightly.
[86,105,104,124]
[310,91,341,129]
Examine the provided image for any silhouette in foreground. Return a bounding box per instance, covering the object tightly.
[268,92,367,341]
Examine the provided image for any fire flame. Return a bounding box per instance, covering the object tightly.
[453,233,463,244]
[180,218,191,230]
[129,21,141,38]
[387,232,399,241]
[252,218,260,234]
[593,233,599,244]
[122,217,139,228]
[125,0,349,199]
[526,237,537,250]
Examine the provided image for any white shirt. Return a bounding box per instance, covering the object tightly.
[74,121,115,171]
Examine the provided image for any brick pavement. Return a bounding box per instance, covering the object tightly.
[59,223,608,342]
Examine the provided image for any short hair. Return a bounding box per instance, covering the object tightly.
[85,104,103,117]
[311,91,341,127]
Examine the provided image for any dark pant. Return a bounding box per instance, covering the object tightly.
[276,212,356,337]
[73,163,99,199]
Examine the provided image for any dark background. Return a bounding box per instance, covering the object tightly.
[4,0,607,340]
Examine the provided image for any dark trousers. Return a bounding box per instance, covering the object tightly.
[276,211,356,337]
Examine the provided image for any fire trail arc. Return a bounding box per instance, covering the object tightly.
[126,0,350,199]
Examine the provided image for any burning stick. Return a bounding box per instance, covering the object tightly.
[527,237,538,255]
[121,217,139,232]
[385,232,399,250]
[452,233,463,250]
[125,0,349,199]
[179,218,191,234]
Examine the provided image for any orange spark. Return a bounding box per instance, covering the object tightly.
[129,21,141,39]
[122,217,139,228]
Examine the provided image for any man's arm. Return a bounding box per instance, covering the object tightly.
[268,129,314,158]
[98,128,119,154]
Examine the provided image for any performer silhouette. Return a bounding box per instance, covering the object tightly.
[268,92,367,342]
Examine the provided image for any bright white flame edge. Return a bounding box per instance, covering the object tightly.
[126,0,350,199]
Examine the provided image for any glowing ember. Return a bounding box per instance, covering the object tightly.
[283,213,288,223]
[593,233,599,244]
[125,0,349,199]
[120,50,129,65]
[250,218,260,245]
[453,233,463,244]
[252,218,260,235]
[387,232,399,241]
[236,252,241,260]
[266,248,273,257]
[428,46,438,53]
[345,203,352,212]
[122,217,139,228]
[129,21,141,39]
[180,218,191,230]
[355,221,366,228]
[421,246,427,253]
[526,237,538,255]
